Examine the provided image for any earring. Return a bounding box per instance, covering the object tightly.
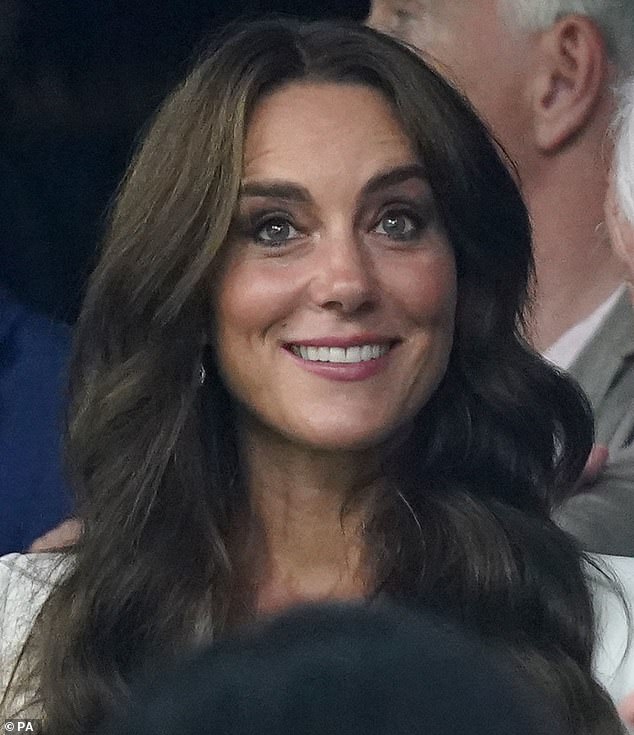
[199,363,206,386]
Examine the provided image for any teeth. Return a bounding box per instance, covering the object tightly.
[291,344,391,363]
[346,346,361,362]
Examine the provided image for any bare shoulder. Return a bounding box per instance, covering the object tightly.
[0,553,72,701]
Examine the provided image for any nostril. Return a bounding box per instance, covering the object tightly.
[319,297,376,314]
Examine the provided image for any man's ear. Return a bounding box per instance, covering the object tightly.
[529,14,610,153]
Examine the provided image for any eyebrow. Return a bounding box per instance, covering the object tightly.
[238,164,428,203]
[239,180,310,202]
[361,164,428,196]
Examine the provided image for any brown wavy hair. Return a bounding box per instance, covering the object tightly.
[5,17,623,735]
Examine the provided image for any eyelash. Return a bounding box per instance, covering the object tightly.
[394,9,414,25]
[372,207,428,242]
[257,215,299,243]
[237,203,432,249]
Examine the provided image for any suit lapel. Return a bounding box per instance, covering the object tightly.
[568,289,634,446]
[569,289,634,409]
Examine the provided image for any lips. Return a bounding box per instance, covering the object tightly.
[288,344,391,363]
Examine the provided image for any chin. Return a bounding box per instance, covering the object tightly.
[290,421,400,454]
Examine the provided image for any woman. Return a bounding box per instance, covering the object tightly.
[0,18,626,734]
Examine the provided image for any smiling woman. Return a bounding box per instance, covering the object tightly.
[215,82,456,453]
[0,17,624,735]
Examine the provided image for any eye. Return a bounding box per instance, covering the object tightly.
[390,6,417,34]
[255,217,301,246]
[395,8,414,24]
[373,210,421,241]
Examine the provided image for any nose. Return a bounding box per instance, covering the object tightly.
[308,235,377,314]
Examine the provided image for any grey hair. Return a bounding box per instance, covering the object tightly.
[612,78,634,224]
[499,0,634,75]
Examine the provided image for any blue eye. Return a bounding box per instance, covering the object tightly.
[255,218,300,245]
[374,211,421,240]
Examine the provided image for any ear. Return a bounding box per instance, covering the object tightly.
[530,15,610,153]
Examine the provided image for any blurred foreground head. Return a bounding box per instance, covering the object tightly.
[101,603,566,735]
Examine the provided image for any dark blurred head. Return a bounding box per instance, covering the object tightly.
[101,603,566,735]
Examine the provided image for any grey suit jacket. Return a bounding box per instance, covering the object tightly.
[567,288,634,449]
[555,447,634,555]
[556,289,634,554]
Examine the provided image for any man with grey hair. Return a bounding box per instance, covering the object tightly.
[559,79,634,560]
[570,77,634,726]
[368,0,634,553]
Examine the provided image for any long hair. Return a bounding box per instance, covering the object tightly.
[7,18,621,734]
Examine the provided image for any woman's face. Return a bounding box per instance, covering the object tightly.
[213,82,457,452]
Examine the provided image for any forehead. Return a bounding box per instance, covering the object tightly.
[243,82,418,181]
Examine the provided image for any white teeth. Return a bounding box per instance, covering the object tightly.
[346,346,361,363]
[291,344,391,363]
[318,346,331,362]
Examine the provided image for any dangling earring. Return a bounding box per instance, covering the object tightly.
[199,363,207,386]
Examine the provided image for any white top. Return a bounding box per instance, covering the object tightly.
[0,553,70,718]
[543,287,626,370]
[592,554,634,703]
[1,552,634,715]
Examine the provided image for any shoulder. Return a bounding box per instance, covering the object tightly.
[0,294,73,554]
[0,551,70,605]
[0,290,70,409]
[0,291,70,356]
[569,289,634,444]
[588,553,634,703]
[0,553,72,698]
[555,447,634,556]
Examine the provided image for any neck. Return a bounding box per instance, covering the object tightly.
[234,416,381,614]
[523,125,625,351]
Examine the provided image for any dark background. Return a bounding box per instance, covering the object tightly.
[1,0,369,322]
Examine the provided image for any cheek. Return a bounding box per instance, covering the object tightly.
[393,254,457,328]
[213,260,299,348]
